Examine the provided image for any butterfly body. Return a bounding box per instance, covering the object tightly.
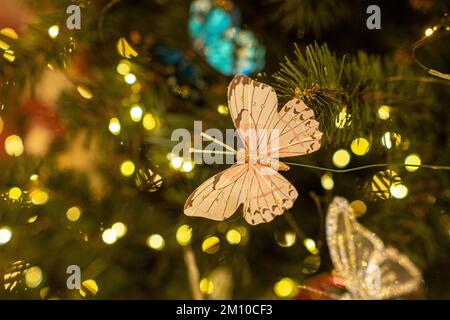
[184,75,322,225]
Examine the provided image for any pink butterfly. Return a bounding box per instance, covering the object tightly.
[184,75,323,225]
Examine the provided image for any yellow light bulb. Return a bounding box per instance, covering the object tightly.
[48,25,59,39]
[226,229,242,245]
[108,118,121,135]
[30,189,49,205]
[274,278,295,298]
[171,157,183,169]
[199,278,214,294]
[120,160,135,177]
[102,228,117,245]
[116,61,131,75]
[130,105,143,121]
[0,226,12,245]
[4,134,24,157]
[25,266,43,288]
[147,234,165,250]
[202,236,220,254]
[390,184,408,199]
[112,222,127,238]
[425,28,433,36]
[332,149,351,168]
[176,224,192,246]
[8,187,22,200]
[66,207,82,222]
[321,174,334,190]
[124,73,137,84]
[350,137,370,156]
[182,161,194,173]
[405,154,421,172]
[303,238,319,254]
[217,104,229,115]
[350,200,367,217]
[142,114,156,131]
[377,105,391,120]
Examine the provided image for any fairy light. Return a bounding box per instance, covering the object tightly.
[390,184,408,199]
[4,134,24,157]
[0,226,12,245]
[8,187,22,200]
[124,73,137,84]
[350,200,367,217]
[66,207,81,222]
[130,105,143,121]
[303,238,319,255]
[147,234,165,250]
[143,114,156,130]
[120,160,135,177]
[217,104,229,115]
[320,173,334,190]
[28,215,38,223]
[30,189,49,205]
[377,105,391,120]
[171,157,183,169]
[102,228,117,245]
[116,61,131,75]
[25,266,43,288]
[176,225,192,246]
[226,229,241,245]
[30,174,39,182]
[274,278,295,297]
[350,137,370,156]
[79,279,98,297]
[112,222,127,238]
[108,118,121,135]
[199,278,214,294]
[405,153,421,172]
[424,28,434,37]
[381,132,401,149]
[76,86,93,100]
[48,25,59,39]
[202,236,220,254]
[332,149,351,168]
[182,161,194,173]
[335,106,351,128]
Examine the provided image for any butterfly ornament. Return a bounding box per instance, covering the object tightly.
[325,196,423,299]
[184,75,323,225]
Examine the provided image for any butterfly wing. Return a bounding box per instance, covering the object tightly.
[365,247,422,300]
[267,98,323,158]
[243,164,298,225]
[326,196,385,298]
[184,164,249,221]
[227,75,278,153]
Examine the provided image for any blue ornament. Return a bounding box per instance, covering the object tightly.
[189,0,265,76]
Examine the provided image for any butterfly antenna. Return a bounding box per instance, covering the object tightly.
[297,285,341,300]
[200,132,237,153]
[189,148,236,155]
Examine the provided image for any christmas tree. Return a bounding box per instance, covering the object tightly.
[0,0,449,299]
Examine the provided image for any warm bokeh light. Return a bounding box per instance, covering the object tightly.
[274,277,295,297]
[143,114,156,130]
[275,230,296,247]
[8,187,22,200]
[48,25,59,39]
[77,85,93,100]
[182,161,194,173]
[0,226,12,245]
[25,266,43,288]
[147,234,165,250]
[108,118,121,135]
[381,132,401,149]
[217,104,229,115]
[390,184,408,199]
[424,28,433,36]
[332,149,351,168]
[176,224,192,246]
[335,106,351,128]
[130,105,143,121]
[350,200,367,217]
[377,105,391,120]
[5,135,24,157]
[30,189,49,205]
[303,238,319,255]
[321,173,334,190]
[171,157,183,169]
[405,153,421,172]
[116,61,131,75]
[226,229,241,245]
[350,137,370,156]
[102,228,118,245]
[112,222,127,238]
[120,160,136,177]
[80,279,98,297]
[199,278,214,294]
[66,207,82,222]
[124,73,137,84]
[202,236,220,254]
